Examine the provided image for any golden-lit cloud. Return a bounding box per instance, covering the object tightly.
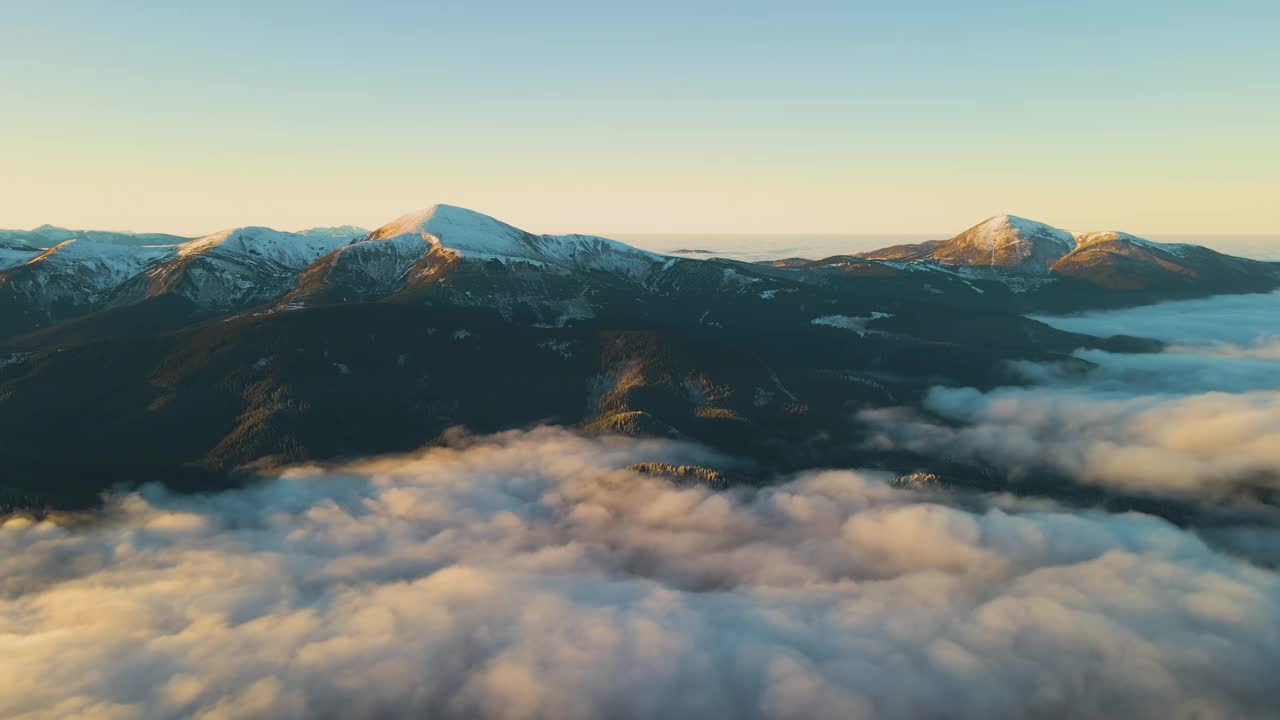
[1,428,1279,719]
[864,292,1280,500]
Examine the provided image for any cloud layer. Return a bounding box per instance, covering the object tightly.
[3,428,1279,719]
[1031,291,1280,349]
[865,292,1280,501]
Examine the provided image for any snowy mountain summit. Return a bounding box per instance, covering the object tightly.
[939,214,1077,272]
[361,204,661,277]
[3,204,1277,343]
[862,214,1210,274]
[862,214,1075,273]
[177,227,348,268]
[849,213,1280,293]
[290,204,673,309]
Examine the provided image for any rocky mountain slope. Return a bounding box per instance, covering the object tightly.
[0,298,1136,510]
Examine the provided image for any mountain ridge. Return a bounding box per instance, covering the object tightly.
[5,203,1259,512]
[1,205,1276,345]
[0,224,192,248]
[855,213,1271,272]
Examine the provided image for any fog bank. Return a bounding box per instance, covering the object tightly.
[866,292,1280,502]
[2,428,1278,719]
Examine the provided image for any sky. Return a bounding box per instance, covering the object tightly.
[2,0,1278,238]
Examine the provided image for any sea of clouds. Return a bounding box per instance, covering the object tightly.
[3,294,1279,719]
[2,429,1279,719]
[864,292,1280,503]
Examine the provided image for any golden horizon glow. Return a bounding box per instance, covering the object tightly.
[3,2,1277,240]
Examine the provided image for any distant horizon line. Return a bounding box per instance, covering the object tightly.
[4,221,1278,241]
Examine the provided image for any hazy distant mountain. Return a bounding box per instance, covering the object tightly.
[0,224,191,248]
[296,225,370,242]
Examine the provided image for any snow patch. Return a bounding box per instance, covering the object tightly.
[811,314,891,336]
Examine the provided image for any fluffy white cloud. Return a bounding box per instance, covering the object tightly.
[1,428,1278,719]
[865,292,1280,501]
[866,387,1280,498]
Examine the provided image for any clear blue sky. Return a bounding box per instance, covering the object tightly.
[2,0,1277,236]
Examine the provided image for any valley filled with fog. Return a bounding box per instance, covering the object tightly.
[3,292,1278,720]
[867,291,1280,505]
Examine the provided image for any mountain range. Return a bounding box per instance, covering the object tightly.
[3,208,1275,341]
[1,206,1274,511]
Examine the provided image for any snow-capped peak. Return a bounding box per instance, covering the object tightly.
[362,204,662,276]
[366,204,528,250]
[178,226,351,268]
[965,215,1076,251]
[921,214,1078,272]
